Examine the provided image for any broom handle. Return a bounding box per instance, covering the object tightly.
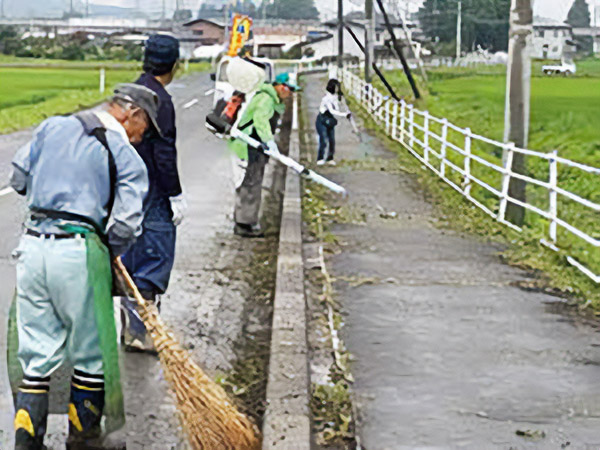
[113,257,147,308]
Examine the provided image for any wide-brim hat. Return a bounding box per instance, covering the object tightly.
[226,57,266,94]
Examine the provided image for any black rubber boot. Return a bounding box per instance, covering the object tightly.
[234,222,265,238]
[14,385,49,450]
[65,371,127,450]
[66,372,104,449]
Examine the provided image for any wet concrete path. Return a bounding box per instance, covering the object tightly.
[0,72,270,449]
[303,75,600,450]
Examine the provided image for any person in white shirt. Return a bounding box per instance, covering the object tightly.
[315,78,351,165]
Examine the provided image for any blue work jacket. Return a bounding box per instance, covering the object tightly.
[10,112,149,252]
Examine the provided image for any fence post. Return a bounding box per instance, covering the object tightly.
[440,118,448,177]
[392,101,399,140]
[549,149,558,243]
[463,128,472,196]
[498,142,515,222]
[424,111,430,164]
[385,99,391,134]
[409,104,415,149]
[99,67,106,94]
[400,100,406,144]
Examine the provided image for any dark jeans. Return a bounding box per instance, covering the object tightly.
[316,113,336,161]
[122,194,176,296]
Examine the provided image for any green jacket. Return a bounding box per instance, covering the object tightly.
[228,83,284,160]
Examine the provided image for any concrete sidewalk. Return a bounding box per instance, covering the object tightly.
[303,75,600,450]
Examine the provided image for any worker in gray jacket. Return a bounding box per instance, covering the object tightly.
[9,84,155,450]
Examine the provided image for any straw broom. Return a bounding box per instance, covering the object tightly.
[113,257,261,450]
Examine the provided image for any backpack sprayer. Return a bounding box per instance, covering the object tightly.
[205,95,347,196]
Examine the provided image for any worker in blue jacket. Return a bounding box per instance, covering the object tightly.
[10,84,154,450]
[121,34,186,352]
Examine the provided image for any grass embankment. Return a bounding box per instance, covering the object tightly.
[0,58,210,133]
[368,59,600,278]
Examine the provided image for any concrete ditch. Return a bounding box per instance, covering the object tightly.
[262,94,312,450]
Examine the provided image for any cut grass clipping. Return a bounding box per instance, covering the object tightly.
[345,93,600,312]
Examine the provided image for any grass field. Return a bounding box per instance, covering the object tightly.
[0,59,210,133]
[370,59,600,276]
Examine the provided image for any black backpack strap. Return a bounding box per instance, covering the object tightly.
[74,112,118,223]
[238,91,267,131]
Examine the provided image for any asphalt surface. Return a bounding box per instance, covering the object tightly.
[0,72,261,449]
[303,75,600,450]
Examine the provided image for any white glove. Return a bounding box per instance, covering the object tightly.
[266,140,279,155]
[170,194,188,226]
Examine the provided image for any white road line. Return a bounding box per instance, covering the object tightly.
[183,98,199,109]
[0,187,14,197]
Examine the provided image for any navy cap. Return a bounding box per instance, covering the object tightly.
[144,34,180,65]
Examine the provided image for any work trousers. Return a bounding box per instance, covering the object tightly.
[14,235,103,379]
[316,113,336,161]
[234,148,269,226]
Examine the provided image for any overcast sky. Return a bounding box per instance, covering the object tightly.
[88,0,597,23]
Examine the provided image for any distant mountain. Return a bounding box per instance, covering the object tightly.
[89,4,133,17]
[3,0,67,18]
[3,0,136,19]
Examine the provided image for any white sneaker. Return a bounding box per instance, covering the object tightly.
[327,160,337,166]
[316,159,325,166]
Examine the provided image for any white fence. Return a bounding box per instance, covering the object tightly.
[338,67,600,283]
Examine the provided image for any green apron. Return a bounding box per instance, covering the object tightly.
[6,230,125,432]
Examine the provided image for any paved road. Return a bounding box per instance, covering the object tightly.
[0,72,258,449]
[303,75,600,450]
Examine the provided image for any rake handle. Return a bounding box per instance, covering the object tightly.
[113,257,147,308]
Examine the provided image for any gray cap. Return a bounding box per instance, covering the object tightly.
[113,83,162,136]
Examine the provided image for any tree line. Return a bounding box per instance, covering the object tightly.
[417,0,595,55]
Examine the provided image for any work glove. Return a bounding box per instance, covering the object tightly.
[170,194,187,226]
[346,112,352,119]
[265,140,280,156]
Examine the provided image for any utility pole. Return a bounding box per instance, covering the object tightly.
[365,0,375,82]
[0,0,5,18]
[161,0,165,25]
[70,0,74,17]
[503,0,533,226]
[456,0,462,60]
[337,0,343,68]
[85,0,89,18]
[375,0,420,99]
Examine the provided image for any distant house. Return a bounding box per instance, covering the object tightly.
[305,12,420,61]
[532,17,576,60]
[182,18,225,46]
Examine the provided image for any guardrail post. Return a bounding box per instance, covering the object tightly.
[498,142,515,222]
[391,101,399,140]
[99,67,106,94]
[549,149,558,243]
[409,104,415,149]
[424,111,430,163]
[440,118,448,177]
[385,99,391,134]
[464,128,472,196]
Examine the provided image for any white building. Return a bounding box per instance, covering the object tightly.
[532,16,576,60]
[304,13,422,61]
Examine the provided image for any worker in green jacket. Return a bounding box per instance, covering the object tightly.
[229,79,290,237]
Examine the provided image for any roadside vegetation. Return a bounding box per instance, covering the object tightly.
[345,93,600,313]
[366,58,600,276]
[0,59,209,133]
